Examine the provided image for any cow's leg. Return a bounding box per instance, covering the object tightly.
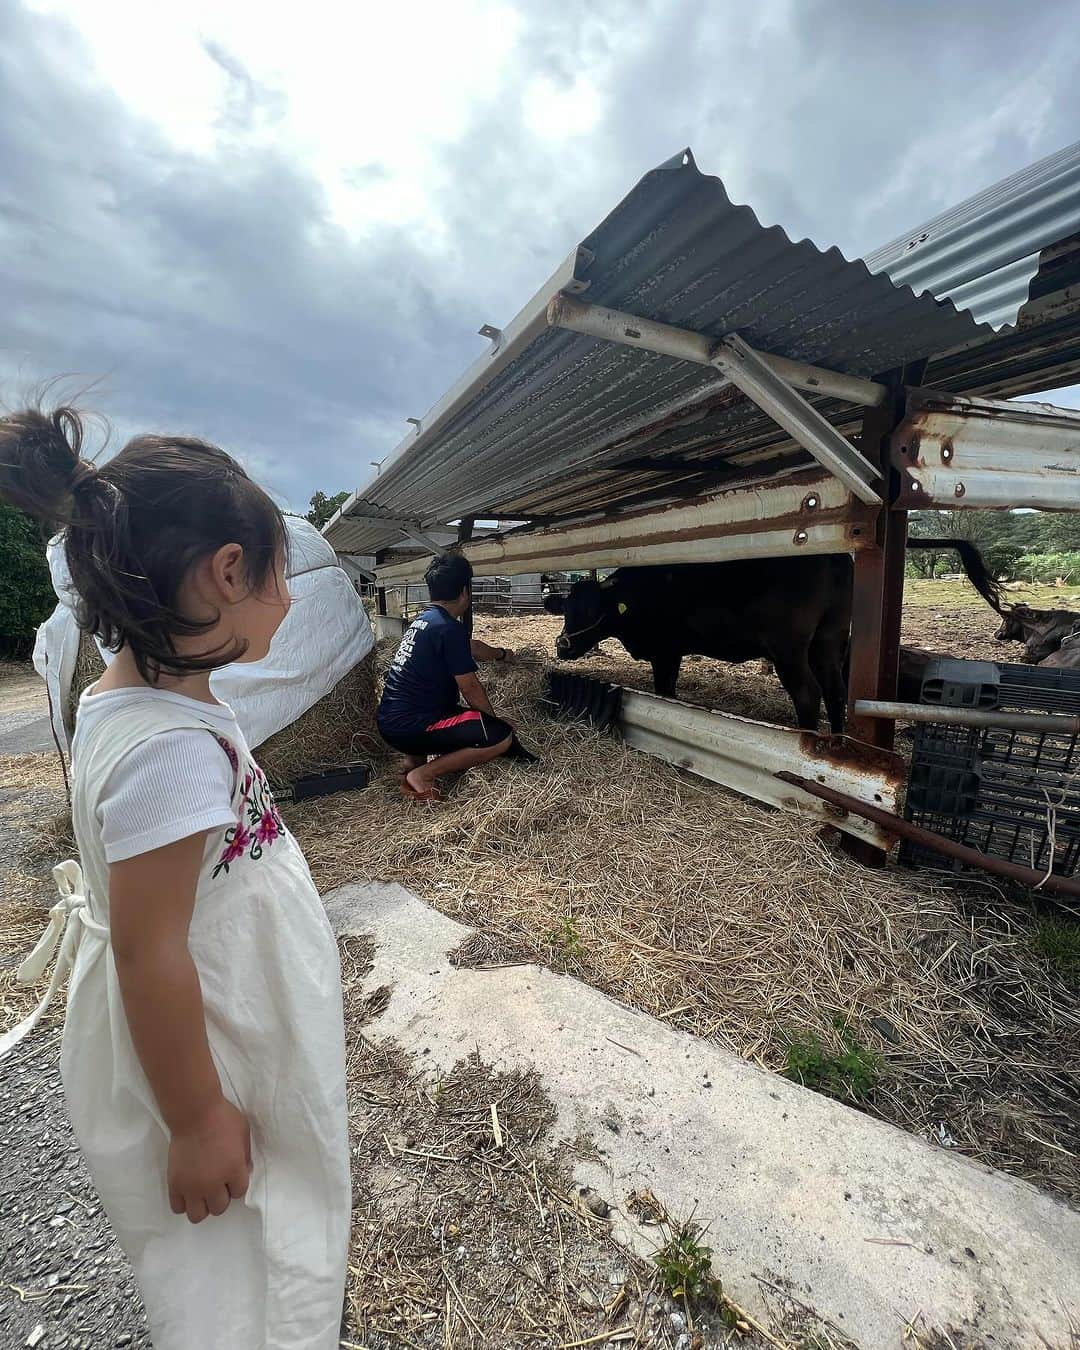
[650,653,682,698]
[771,651,823,730]
[810,630,848,735]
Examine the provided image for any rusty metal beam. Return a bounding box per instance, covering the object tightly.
[375,469,875,583]
[547,293,889,409]
[846,388,908,753]
[779,773,1080,899]
[619,689,905,851]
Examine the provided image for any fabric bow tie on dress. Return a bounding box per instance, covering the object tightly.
[0,859,109,1057]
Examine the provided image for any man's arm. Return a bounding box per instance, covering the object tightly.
[470,638,512,663]
[455,671,497,717]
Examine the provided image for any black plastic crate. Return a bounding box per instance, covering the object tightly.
[291,761,371,802]
[919,659,999,709]
[902,658,1080,879]
[996,661,1080,717]
[544,672,623,732]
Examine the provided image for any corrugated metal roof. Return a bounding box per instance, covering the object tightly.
[863,139,1080,330]
[327,143,1080,556]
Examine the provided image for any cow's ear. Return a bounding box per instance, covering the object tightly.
[543,594,567,615]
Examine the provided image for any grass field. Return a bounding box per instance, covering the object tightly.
[904,577,1079,609]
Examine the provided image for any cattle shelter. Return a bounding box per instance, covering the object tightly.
[302,145,1080,1294]
[325,140,1080,864]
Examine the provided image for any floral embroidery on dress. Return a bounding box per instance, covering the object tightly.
[211,736,285,877]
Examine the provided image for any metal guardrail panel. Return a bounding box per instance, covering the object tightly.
[617,688,904,850]
[376,469,872,583]
[893,389,1080,511]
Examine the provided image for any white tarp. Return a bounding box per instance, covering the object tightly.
[33,517,375,754]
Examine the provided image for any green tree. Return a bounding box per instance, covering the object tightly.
[1037,512,1080,553]
[0,503,56,658]
[907,508,1041,580]
[305,490,350,531]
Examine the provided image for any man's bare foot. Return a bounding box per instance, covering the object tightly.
[405,767,437,796]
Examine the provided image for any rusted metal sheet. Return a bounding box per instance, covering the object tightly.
[547,295,884,505]
[376,470,875,584]
[617,689,905,850]
[893,389,1080,511]
[325,148,1000,555]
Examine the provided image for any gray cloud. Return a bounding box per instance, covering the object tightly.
[2,0,1078,511]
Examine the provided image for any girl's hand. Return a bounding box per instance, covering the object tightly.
[168,1096,252,1224]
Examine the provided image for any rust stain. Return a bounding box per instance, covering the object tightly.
[798,731,905,791]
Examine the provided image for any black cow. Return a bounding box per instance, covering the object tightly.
[543,540,1003,733]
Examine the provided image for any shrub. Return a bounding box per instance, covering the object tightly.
[0,503,55,659]
[1015,552,1080,585]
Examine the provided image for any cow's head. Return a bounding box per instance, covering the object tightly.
[994,605,1032,644]
[543,578,625,660]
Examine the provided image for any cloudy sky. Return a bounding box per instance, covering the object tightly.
[3,0,1079,513]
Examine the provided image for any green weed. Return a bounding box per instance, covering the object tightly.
[653,1219,736,1327]
[784,1016,882,1102]
[547,914,584,957]
[1032,916,1080,980]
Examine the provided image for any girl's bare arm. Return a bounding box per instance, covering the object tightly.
[110,833,251,1224]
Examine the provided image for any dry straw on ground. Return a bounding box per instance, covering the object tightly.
[287,621,1080,1206]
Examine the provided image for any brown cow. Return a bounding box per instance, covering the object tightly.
[995,604,1080,663]
[1040,623,1080,668]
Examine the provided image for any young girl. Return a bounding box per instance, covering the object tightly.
[0,407,349,1349]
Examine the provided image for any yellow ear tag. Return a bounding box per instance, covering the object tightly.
[617,602,629,615]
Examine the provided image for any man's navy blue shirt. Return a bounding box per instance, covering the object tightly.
[377,605,478,734]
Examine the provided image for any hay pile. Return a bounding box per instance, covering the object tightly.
[257,649,384,786]
[286,631,1080,1204]
[65,631,383,788]
[67,629,106,734]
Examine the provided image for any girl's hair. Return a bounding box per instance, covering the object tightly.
[0,404,287,681]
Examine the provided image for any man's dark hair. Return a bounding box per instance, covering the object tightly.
[425,551,473,602]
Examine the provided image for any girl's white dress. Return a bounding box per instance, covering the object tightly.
[5,689,350,1348]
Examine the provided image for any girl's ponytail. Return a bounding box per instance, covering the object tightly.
[0,405,92,534]
[0,402,286,682]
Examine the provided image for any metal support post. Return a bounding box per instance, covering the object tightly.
[846,388,909,752]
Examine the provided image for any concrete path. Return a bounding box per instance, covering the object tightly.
[326,880,1080,1350]
[0,669,54,756]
